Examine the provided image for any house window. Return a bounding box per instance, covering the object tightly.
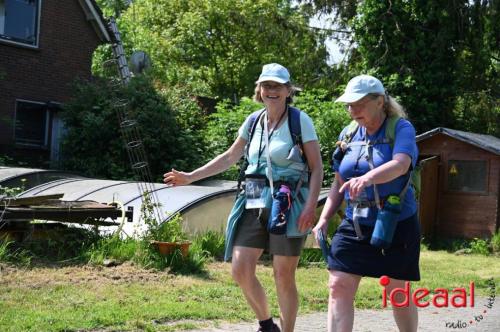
[447,160,487,193]
[0,0,40,46]
[14,100,49,147]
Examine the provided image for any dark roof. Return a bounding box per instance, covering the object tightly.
[416,127,500,155]
[78,0,112,42]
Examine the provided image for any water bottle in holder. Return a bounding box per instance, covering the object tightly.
[370,195,402,249]
[268,184,292,235]
[352,189,369,239]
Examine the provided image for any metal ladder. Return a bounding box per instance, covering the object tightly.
[108,17,163,225]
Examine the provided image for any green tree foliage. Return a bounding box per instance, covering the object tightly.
[60,76,205,180]
[351,1,467,132]
[112,0,331,100]
[354,0,499,134]
[294,89,351,183]
[202,98,261,179]
[452,1,499,136]
[96,0,131,17]
[203,98,261,159]
[454,90,500,137]
[301,0,498,135]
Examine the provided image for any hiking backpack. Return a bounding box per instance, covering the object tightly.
[237,106,306,190]
[334,115,421,203]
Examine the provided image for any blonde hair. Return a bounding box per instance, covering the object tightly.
[385,94,407,118]
[369,93,407,118]
[253,82,301,104]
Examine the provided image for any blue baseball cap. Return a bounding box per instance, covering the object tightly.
[335,75,385,103]
[256,63,290,84]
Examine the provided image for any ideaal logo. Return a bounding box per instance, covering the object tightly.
[379,276,475,308]
[379,276,496,329]
[444,278,496,329]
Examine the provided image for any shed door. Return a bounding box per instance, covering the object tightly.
[418,156,439,237]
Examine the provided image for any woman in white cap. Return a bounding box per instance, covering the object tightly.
[312,75,420,332]
[164,63,323,332]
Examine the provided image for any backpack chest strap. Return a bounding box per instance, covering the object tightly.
[346,137,393,149]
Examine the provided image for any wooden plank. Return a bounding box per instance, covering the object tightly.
[2,208,122,225]
[29,200,118,210]
[4,194,65,206]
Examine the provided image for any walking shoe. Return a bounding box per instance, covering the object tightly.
[256,323,281,332]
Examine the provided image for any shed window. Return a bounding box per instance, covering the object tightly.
[15,100,49,147]
[0,0,40,46]
[447,160,487,192]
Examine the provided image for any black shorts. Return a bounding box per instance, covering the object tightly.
[327,213,421,281]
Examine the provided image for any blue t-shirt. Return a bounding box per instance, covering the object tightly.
[335,118,418,225]
[238,108,318,182]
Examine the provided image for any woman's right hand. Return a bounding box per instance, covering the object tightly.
[163,168,192,186]
[312,219,329,246]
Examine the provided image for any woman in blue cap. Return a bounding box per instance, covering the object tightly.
[164,63,323,332]
[312,75,420,332]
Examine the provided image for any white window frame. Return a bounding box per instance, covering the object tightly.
[14,99,50,148]
[0,0,42,48]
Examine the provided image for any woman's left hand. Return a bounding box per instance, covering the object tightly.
[339,175,373,200]
[297,205,316,232]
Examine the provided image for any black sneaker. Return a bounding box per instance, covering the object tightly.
[257,323,281,332]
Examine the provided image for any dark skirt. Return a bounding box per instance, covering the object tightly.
[327,213,421,281]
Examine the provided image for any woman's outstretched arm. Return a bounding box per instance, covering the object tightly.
[163,137,247,186]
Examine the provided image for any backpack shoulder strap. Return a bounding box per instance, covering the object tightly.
[287,106,309,198]
[385,115,402,148]
[343,120,359,143]
[364,115,402,146]
[384,115,414,200]
[341,120,361,149]
[247,108,266,143]
[287,106,302,146]
[237,108,265,192]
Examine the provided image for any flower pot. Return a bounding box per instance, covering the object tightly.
[150,240,191,257]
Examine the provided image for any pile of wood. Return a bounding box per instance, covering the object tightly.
[0,194,129,226]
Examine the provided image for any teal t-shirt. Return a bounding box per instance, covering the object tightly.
[238,108,318,182]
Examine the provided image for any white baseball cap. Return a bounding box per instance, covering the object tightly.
[335,75,385,103]
[256,63,290,84]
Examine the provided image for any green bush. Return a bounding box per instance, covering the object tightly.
[191,230,226,260]
[60,76,206,181]
[140,191,188,243]
[165,246,208,275]
[294,89,351,185]
[86,235,137,265]
[0,240,31,267]
[298,248,324,267]
[202,97,261,180]
[135,192,205,273]
[427,235,500,256]
[0,155,12,166]
[469,238,490,256]
[453,90,500,137]
[427,237,469,252]
[491,231,500,254]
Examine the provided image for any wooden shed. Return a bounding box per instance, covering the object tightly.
[416,128,500,239]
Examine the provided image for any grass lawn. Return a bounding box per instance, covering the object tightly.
[0,250,498,331]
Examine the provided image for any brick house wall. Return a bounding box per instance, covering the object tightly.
[0,0,108,164]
